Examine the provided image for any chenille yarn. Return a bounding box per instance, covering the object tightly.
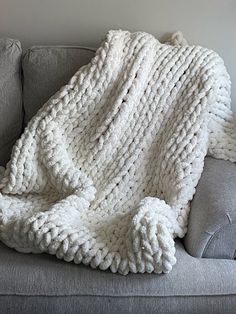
[0,30,236,275]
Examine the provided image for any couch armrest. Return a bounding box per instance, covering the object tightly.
[184,157,236,259]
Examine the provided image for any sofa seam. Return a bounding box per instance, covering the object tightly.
[202,222,236,258]
[22,46,96,66]
[25,45,96,54]
[0,293,235,298]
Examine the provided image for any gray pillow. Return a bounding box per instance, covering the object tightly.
[22,46,95,124]
[0,38,23,166]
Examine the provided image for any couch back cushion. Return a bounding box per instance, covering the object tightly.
[22,46,95,124]
[0,38,23,166]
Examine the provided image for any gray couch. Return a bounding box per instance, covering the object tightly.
[0,38,236,314]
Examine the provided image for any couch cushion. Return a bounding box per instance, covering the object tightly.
[184,157,236,259]
[22,46,95,124]
[0,240,235,314]
[0,38,23,166]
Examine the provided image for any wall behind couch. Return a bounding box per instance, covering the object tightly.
[1,0,236,113]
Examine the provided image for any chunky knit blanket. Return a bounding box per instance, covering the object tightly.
[0,30,236,275]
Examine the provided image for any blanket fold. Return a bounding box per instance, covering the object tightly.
[0,30,236,275]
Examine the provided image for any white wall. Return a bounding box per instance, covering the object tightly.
[1,0,236,113]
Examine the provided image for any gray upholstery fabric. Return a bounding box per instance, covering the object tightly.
[0,38,23,166]
[184,157,236,259]
[0,295,236,314]
[22,46,95,124]
[0,240,236,314]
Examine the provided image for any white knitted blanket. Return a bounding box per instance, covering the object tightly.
[0,30,236,275]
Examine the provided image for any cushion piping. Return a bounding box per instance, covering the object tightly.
[0,290,235,298]
[203,222,236,258]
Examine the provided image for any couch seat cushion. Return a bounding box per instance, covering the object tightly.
[0,240,235,314]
